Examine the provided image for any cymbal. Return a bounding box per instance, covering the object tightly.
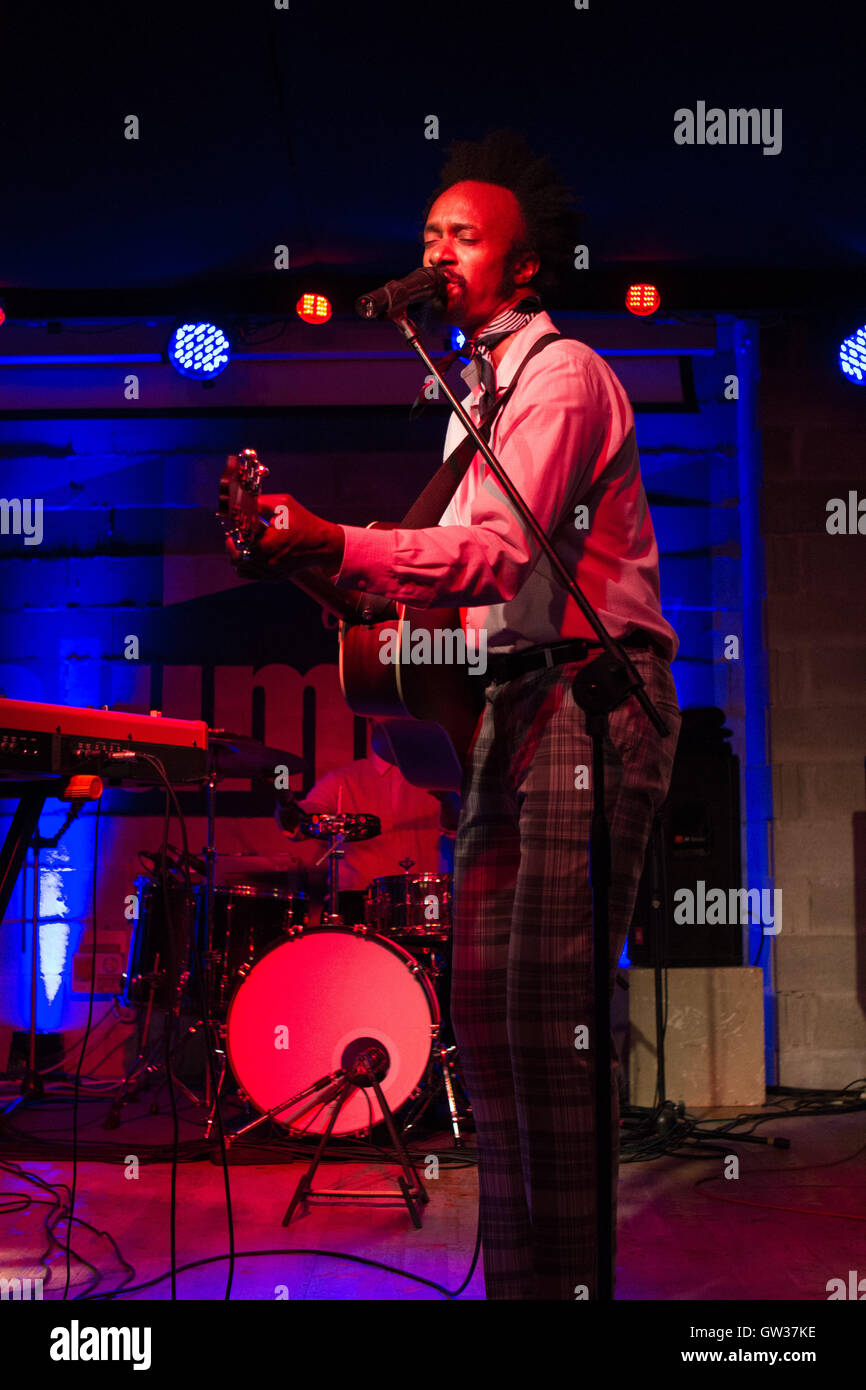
[208,730,305,779]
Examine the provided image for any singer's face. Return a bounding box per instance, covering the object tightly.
[422,181,538,335]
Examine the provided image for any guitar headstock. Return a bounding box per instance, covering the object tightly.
[218,448,269,563]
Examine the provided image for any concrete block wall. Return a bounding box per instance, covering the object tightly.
[760,314,866,1088]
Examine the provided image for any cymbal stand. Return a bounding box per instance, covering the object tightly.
[107,765,220,1131]
[399,951,473,1149]
[201,766,233,1137]
[397,856,415,932]
[105,906,205,1130]
[201,770,218,1109]
[316,831,347,925]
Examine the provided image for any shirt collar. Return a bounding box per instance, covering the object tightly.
[369,749,393,776]
[459,309,557,398]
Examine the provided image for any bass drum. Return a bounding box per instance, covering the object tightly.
[225,927,439,1137]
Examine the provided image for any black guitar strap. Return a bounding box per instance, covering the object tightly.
[399,330,563,528]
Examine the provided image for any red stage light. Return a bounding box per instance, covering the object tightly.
[296,293,332,324]
[0,303,6,327]
[625,284,661,316]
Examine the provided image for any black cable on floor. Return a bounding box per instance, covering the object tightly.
[83,1217,483,1302]
[62,799,101,1299]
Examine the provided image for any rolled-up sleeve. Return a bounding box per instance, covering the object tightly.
[334,353,610,609]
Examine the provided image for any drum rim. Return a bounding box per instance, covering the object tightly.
[212,882,303,901]
[134,877,304,902]
[225,924,439,1021]
[367,873,452,889]
[135,874,197,894]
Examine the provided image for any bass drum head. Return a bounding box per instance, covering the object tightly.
[225,928,439,1137]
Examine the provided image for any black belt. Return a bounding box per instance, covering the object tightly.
[484,630,664,685]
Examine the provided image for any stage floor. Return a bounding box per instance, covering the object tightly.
[1,1092,864,1301]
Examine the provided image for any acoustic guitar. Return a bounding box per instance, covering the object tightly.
[218,450,483,791]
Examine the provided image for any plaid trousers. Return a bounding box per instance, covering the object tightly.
[450,648,681,1300]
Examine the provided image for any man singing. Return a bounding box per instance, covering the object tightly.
[229,131,682,1300]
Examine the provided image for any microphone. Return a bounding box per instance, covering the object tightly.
[355,266,446,320]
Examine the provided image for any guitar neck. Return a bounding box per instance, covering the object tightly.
[288,565,371,624]
[220,451,389,624]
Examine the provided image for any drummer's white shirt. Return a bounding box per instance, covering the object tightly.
[299,751,446,891]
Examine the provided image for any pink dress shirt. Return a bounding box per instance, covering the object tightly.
[335,310,678,662]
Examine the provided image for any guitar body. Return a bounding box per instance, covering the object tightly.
[219,451,483,791]
[339,605,483,791]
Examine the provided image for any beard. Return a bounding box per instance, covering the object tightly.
[417,284,470,343]
[423,270,521,336]
[428,278,465,321]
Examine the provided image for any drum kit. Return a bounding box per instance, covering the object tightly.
[111,729,472,1198]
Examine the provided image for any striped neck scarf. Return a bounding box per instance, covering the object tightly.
[408,292,543,422]
[463,294,543,415]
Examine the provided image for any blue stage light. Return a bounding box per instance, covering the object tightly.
[450,326,470,363]
[839,325,866,384]
[168,322,231,379]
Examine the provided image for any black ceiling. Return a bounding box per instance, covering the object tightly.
[0,0,862,307]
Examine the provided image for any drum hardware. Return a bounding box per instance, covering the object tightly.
[203,1037,229,1141]
[104,722,471,1160]
[220,925,463,1214]
[433,1041,470,1149]
[202,733,304,1106]
[221,1043,429,1225]
[199,732,303,1133]
[398,857,415,917]
[398,1036,472,1150]
[225,926,440,1137]
[121,881,307,1022]
[103,1009,208,1130]
[107,729,306,1131]
[121,877,200,1013]
[280,1046,430,1229]
[320,834,345,926]
[106,873,206,1128]
[298,811,382,925]
[202,767,218,1118]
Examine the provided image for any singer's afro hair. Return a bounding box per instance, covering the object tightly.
[422,130,584,296]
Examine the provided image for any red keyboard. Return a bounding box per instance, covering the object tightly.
[0,698,209,785]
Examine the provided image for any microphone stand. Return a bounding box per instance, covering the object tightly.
[386,308,673,1300]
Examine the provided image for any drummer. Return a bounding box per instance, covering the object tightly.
[275,722,458,909]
